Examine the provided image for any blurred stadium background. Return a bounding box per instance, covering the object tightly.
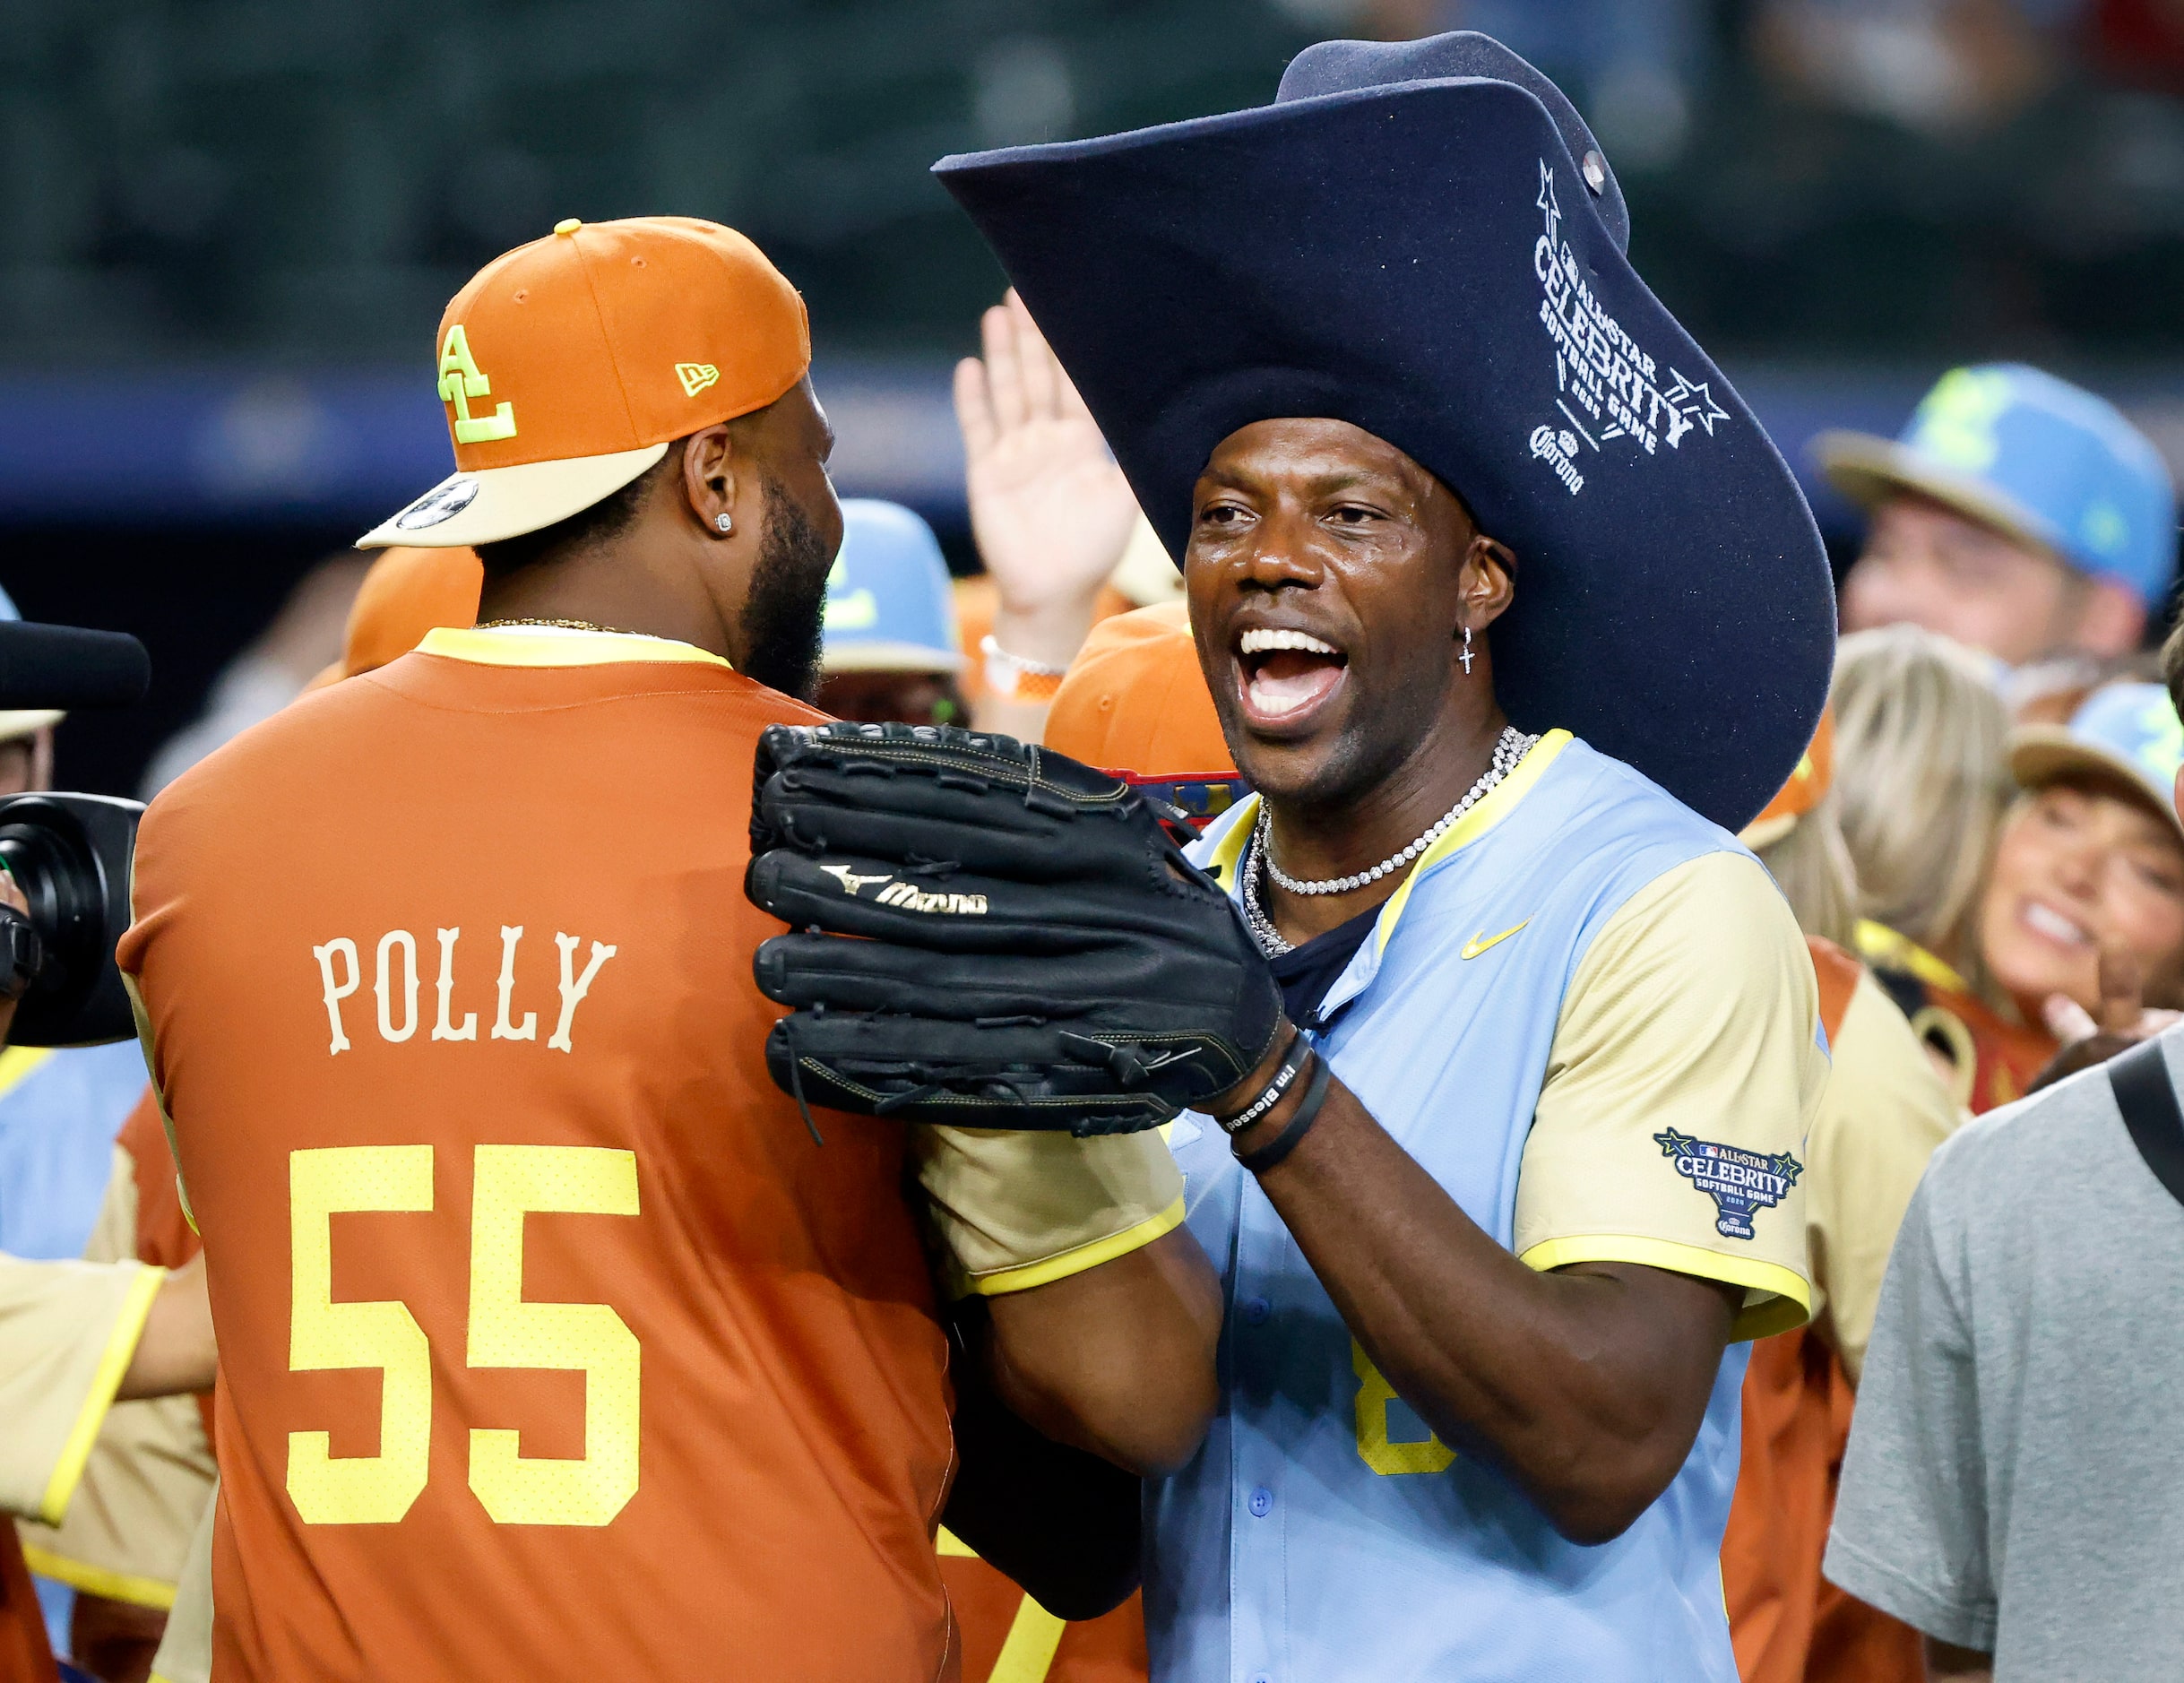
[7,0,2184,792]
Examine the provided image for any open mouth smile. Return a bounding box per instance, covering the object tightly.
[1235,626,1349,730]
[2018,898,2091,951]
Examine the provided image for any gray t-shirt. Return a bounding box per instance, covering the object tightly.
[1826,1030,2184,1678]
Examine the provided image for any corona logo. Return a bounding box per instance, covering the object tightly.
[437,324,518,445]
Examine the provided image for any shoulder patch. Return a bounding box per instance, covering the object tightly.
[1652,1127,1801,1240]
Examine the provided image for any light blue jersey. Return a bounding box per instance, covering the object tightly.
[0,1041,146,1259]
[1147,730,1817,1683]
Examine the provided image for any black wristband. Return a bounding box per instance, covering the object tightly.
[1233,1051,1333,1174]
[1213,1026,1308,1136]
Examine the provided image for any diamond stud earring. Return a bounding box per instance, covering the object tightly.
[715,514,733,534]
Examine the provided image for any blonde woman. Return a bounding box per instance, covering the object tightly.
[1833,626,2054,1109]
[1722,712,1957,1683]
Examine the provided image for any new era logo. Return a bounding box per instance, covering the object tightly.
[676,362,720,398]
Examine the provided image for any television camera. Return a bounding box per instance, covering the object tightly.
[0,621,152,1045]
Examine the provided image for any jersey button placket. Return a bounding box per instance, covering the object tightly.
[1230,1185,1290,1683]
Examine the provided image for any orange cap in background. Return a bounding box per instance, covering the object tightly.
[1043,600,1233,774]
[341,546,484,675]
[359,216,810,551]
[1739,706,1834,849]
[303,545,486,692]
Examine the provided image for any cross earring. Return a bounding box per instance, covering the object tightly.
[715,513,733,534]
[1460,626,1474,675]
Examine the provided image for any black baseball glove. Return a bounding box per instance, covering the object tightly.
[746,721,1282,1135]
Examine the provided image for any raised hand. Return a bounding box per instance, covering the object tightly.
[954,291,1142,671]
[2032,948,2182,1092]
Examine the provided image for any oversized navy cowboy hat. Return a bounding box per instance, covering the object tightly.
[933,32,1834,831]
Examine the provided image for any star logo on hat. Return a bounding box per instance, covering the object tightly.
[677,362,721,398]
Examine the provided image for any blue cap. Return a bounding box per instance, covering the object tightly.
[1817,364,2178,608]
[2009,681,2184,836]
[820,500,964,675]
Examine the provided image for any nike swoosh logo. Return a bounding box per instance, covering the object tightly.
[1460,921,1529,960]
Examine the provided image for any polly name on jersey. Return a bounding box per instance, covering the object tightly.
[310,924,616,1057]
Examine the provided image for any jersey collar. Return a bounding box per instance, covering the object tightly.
[1202,728,1570,951]
[417,625,733,670]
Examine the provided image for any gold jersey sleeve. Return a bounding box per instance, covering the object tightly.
[1513,850,1825,1341]
[17,1144,218,1606]
[1801,966,1960,1384]
[912,1125,1185,1297]
[0,1255,164,1523]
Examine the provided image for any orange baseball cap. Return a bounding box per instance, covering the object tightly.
[1739,706,1834,850]
[302,547,486,693]
[359,216,810,551]
[1044,600,1234,775]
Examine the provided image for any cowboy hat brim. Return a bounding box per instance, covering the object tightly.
[934,74,1834,831]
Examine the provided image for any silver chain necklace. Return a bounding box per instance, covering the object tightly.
[1241,834,1298,956]
[1242,726,1537,957]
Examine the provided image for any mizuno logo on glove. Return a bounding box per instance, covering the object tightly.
[820,863,988,917]
[819,866,893,896]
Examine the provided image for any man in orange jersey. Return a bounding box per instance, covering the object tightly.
[118,216,1219,1683]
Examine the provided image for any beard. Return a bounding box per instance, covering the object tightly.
[737,478,836,700]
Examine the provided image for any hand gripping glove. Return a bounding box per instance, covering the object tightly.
[747,721,1282,1135]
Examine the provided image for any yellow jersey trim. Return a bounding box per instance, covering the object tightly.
[37,1263,167,1525]
[990,1594,1068,1681]
[19,1544,178,1610]
[1204,795,1257,889]
[1376,729,1573,955]
[0,1044,54,1100]
[936,1525,979,1558]
[1519,1233,1811,1342]
[967,1196,1186,1297]
[417,626,732,671]
[1853,919,1967,995]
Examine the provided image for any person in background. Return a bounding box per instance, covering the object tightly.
[1043,601,1232,778]
[1832,625,2050,1109]
[814,500,970,727]
[0,859,217,1683]
[950,292,1160,741]
[138,555,367,798]
[19,1090,212,1683]
[0,584,184,1667]
[1820,363,2176,669]
[1720,713,1958,1683]
[1990,681,2184,1034]
[304,547,483,691]
[1822,636,2184,1683]
[0,1246,215,1683]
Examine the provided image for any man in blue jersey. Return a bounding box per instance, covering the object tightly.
[935,30,1838,1680]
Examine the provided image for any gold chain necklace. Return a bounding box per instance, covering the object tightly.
[474,617,639,636]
